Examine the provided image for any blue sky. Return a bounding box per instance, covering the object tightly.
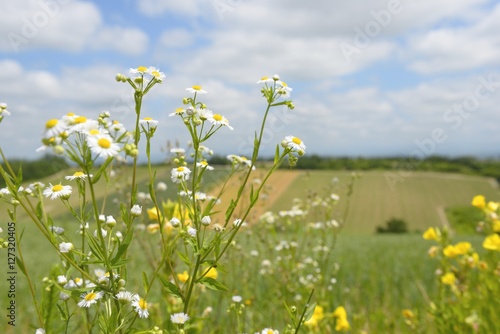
[1,0,500,161]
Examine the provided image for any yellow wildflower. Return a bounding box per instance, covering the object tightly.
[177,271,189,283]
[423,227,440,241]
[147,207,163,222]
[471,195,486,209]
[402,309,414,319]
[453,241,471,255]
[441,272,456,286]
[487,201,499,212]
[483,234,500,251]
[492,219,500,233]
[443,245,458,258]
[332,306,350,331]
[204,267,218,279]
[304,305,324,327]
[146,223,160,234]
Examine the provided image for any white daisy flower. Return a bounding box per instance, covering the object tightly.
[115,291,134,303]
[87,135,120,159]
[276,81,293,97]
[170,217,180,227]
[139,117,158,128]
[110,120,126,134]
[43,184,72,200]
[257,76,274,84]
[94,229,108,238]
[78,290,104,308]
[51,226,65,235]
[170,147,186,155]
[186,85,207,94]
[130,204,142,217]
[197,108,213,121]
[131,295,149,318]
[59,242,74,253]
[201,216,211,226]
[74,277,84,287]
[232,295,243,303]
[260,328,279,334]
[35,328,46,334]
[207,113,233,130]
[43,118,66,138]
[187,227,197,237]
[169,107,185,117]
[59,292,70,301]
[171,312,190,324]
[156,182,167,191]
[65,171,91,181]
[0,187,11,196]
[196,160,214,170]
[57,275,67,285]
[281,135,306,154]
[67,115,99,134]
[148,66,166,82]
[171,166,191,183]
[130,66,148,74]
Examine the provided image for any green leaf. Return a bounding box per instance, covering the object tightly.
[176,251,192,266]
[111,228,134,266]
[92,157,114,184]
[56,303,68,321]
[158,276,184,300]
[86,234,105,262]
[142,271,149,293]
[16,256,27,276]
[225,199,236,222]
[36,201,43,220]
[303,302,317,322]
[274,144,280,165]
[198,277,228,291]
[15,164,23,187]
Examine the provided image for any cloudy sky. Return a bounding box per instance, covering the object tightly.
[1,0,500,161]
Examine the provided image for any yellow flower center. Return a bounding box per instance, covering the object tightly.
[74,116,87,124]
[267,331,273,334]
[75,277,82,284]
[241,157,247,161]
[85,292,97,301]
[292,137,302,145]
[137,66,147,72]
[152,71,160,78]
[175,107,184,113]
[138,298,147,310]
[98,138,111,149]
[66,112,75,116]
[73,172,84,177]
[281,81,288,87]
[52,185,63,192]
[144,117,153,120]
[260,76,269,81]
[89,129,100,135]
[200,160,208,166]
[46,119,58,129]
[177,167,185,172]
[213,114,223,121]
[192,85,202,91]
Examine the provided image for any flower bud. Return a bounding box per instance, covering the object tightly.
[130,204,142,217]
[201,216,211,226]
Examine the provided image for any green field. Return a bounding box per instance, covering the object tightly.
[1,168,498,332]
[271,170,500,233]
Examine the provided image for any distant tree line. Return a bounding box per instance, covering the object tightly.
[290,155,500,181]
[209,154,500,181]
[0,155,69,187]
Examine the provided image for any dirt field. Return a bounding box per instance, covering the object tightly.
[209,169,300,225]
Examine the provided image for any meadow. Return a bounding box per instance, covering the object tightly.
[1,166,497,333]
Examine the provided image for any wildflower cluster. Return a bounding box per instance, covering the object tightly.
[419,195,500,333]
[0,69,315,333]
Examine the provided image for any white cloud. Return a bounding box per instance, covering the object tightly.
[91,27,149,56]
[407,3,500,74]
[136,0,209,17]
[0,0,148,55]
